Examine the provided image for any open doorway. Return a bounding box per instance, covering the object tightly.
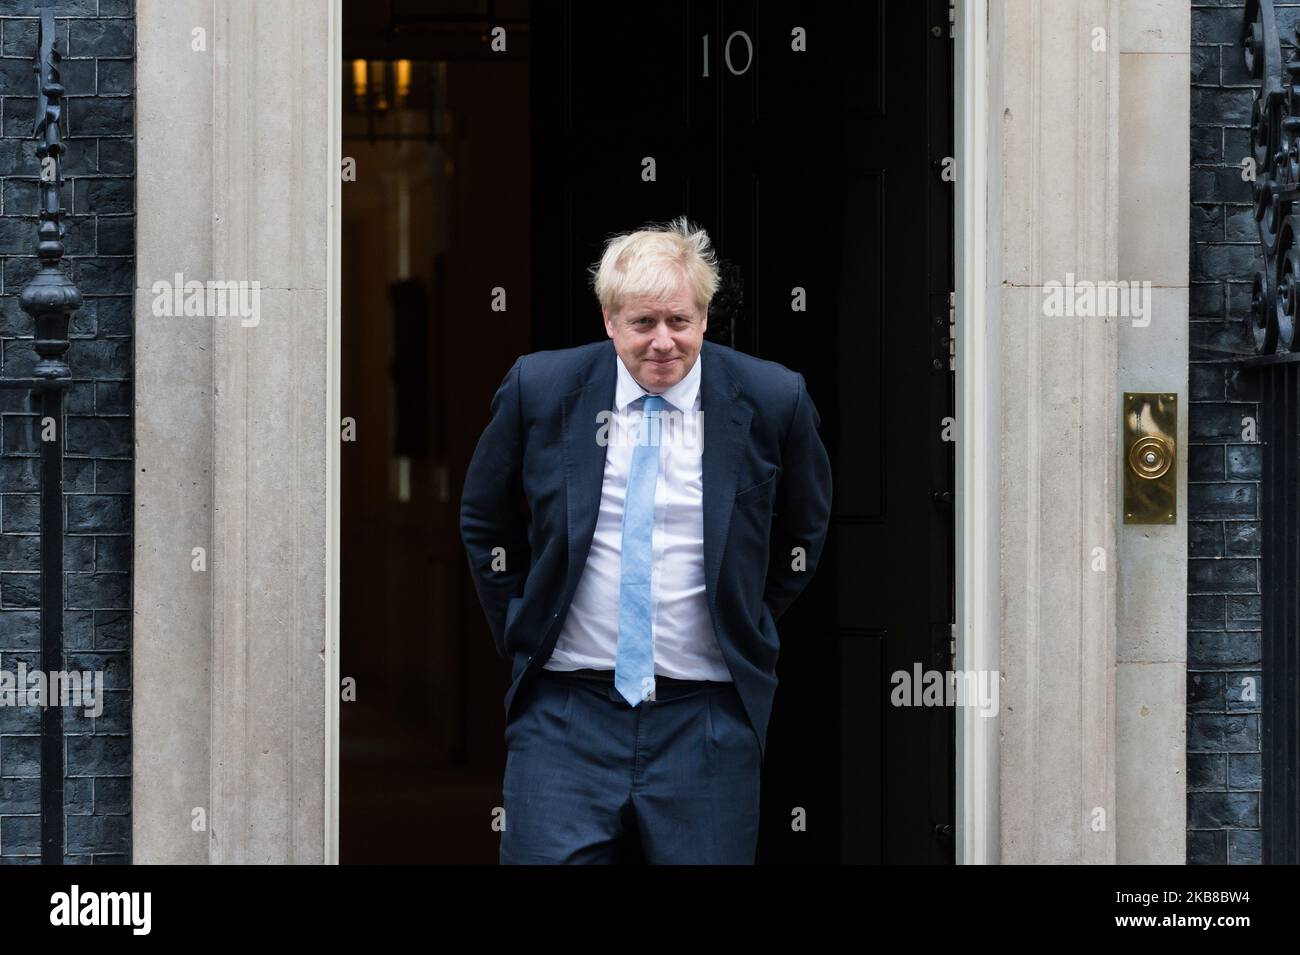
[339,0,954,864]
[340,0,531,863]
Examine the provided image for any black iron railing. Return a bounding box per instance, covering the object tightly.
[1254,361,1300,865]
[1242,0,1300,356]
[1,10,78,865]
[1239,0,1300,864]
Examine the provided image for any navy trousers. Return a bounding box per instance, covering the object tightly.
[500,668,762,864]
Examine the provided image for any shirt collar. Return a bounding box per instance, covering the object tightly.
[614,349,702,413]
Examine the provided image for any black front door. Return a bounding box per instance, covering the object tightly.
[532,0,955,863]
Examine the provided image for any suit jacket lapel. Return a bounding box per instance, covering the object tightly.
[700,341,750,618]
[561,342,617,603]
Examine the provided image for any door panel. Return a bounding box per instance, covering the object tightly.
[532,0,954,863]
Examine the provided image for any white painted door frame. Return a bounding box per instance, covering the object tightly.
[954,0,1000,865]
[321,0,1000,864]
[325,0,343,866]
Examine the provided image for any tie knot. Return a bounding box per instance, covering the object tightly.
[640,394,668,413]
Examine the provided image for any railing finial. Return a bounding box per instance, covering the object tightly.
[19,8,79,384]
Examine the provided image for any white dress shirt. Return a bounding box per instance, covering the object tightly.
[544,350,732,682]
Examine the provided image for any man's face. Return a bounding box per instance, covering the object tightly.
[602,273,708,393]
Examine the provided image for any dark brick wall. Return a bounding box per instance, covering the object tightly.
[0,0,133,864]
[1190,0,1264,865]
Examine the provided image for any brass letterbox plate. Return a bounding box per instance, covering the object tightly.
[1123,392,1177,524]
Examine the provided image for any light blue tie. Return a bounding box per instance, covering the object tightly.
[614,394,667,706]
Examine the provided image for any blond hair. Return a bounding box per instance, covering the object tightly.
[589,215,720,317]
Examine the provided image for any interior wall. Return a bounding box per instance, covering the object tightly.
[339,28,530,862]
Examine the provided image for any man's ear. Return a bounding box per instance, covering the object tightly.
[602,306,614,339]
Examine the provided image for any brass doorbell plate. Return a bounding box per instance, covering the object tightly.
[1123,392,1177,524]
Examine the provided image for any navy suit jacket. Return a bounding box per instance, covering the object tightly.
[459,338,832,758]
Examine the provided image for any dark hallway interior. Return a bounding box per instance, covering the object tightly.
[340,0,531,863]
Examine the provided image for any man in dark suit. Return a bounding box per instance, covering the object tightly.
[460,217,832,863]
